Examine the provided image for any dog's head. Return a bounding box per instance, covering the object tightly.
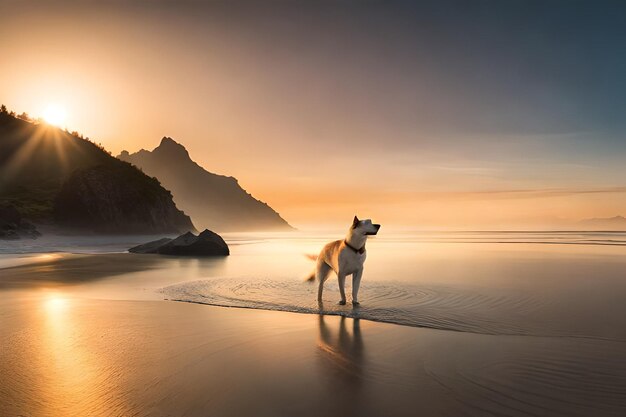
[351,216,381,236]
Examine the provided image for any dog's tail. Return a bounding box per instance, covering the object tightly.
[304,254,318,283]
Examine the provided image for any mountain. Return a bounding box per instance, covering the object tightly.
[0,110,194,234]
[118,137,293,232]
[578,216,626,230]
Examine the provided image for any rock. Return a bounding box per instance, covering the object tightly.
[0,229,19,240]
[0,205,21,225]
[1,112,196,233]
[129,229,229,256]
[0,205,41,240]
[54,164,195,234]
[198,229,228,248]
[1,222,17,231]
[19,220,41,238]
[118,137,293,232]
[128,237,173,254]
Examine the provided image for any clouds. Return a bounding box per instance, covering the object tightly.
[412,187,626,201]
[1,0,625,226]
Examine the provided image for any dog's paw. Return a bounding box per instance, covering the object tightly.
[352,301,360,306]
[338,300,347,305]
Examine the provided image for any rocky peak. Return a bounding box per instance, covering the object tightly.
[117,136,294,231]
[154,136,190,160]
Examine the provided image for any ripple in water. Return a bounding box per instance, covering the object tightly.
[161,277,623,340]
[423,335,626,417]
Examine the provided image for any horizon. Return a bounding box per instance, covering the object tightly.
[2,0,626,229]
[2,4,626,416]
[3,107,625,231]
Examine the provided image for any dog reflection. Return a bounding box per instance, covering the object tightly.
[317,315,364,381]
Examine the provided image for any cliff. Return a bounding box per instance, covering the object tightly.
[54,164,194,233]
[118,137,293,232]
[0,110,194,234]
[0,205,41,240]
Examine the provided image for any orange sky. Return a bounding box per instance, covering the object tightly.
[1,2,625,229]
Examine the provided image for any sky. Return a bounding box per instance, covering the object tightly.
[1,0,626,229]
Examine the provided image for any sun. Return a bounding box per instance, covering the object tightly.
[43,103,67,127]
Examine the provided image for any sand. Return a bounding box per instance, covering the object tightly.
[1,295,453,417]
[1,244,626,416]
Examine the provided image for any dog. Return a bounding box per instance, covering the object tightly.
[306,216,380,305]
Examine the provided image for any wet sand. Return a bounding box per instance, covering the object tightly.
[2,291,626,417]
[0,295,447,416]
[1,239,626,416]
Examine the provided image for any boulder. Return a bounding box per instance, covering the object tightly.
[0,205,41,240]
[128,229,229,256]
[128,237,173,254]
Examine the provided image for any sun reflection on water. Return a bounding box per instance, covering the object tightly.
[44,293,68,312]
[39,292,102,415]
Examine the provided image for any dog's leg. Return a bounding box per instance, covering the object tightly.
[317,279,325,302]
[338,271,347,305]
[316,261,331,302]
[352,268,363,305]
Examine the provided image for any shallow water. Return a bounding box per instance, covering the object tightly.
[3,231,626,340]
[157,233,626,415]
[2,231,626,416]
[0,233,173,255]
[158,232,626,340]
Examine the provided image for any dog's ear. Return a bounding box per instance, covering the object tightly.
[352,216,360,228]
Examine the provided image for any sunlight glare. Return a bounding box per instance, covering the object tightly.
[43,103,67,127]
[44,293,69,313]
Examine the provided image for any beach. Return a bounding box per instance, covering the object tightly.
[1,233,626,416]
[4,1,626,415]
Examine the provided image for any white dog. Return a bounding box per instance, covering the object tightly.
[307,216,380,305]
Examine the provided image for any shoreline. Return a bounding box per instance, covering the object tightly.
[3,249,626,339]
[1,242,626,416]
[164,297,626,343]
